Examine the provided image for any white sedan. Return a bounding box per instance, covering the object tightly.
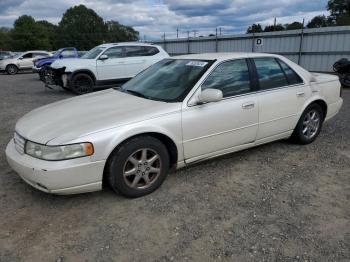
[6,53,343,197]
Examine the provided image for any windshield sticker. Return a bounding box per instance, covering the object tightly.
[186,61,208,67]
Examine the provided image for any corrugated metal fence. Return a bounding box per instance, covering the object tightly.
[153,26,350,72]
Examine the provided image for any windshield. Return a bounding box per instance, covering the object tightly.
[121,59,213,102]
[81,46,105,59]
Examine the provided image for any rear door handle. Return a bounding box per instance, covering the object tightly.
[242,102,255,109]
[296,91,305,97]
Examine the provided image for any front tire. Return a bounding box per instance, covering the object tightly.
[291,103,324,144]
[6,64,18,75]
[71,73,94,95]
[107,136,170,198]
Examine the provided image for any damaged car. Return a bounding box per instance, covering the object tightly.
[44,42,169,94]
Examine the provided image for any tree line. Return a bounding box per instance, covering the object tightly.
[0,5,139,51]
[246,0,350,33]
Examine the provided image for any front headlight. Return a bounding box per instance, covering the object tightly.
[25,141,94,161]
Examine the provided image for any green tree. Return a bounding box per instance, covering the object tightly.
[10,15,38,51]
[105,20,139,42]
[307,15,330,28]
[0,28,11,50]
[264,24,285,32]
[327,0,350,25]
[56,5,107,50]
[285,21,304,30]
[246,23,263,33]
[36,20,58,50]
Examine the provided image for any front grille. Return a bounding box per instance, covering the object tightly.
[14,132,25,155]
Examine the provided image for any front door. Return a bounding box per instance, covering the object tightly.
[96,46,125,81]
[182,59,259,161]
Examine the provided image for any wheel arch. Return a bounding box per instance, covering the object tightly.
[71,69,96,84]
[303,99,328,120]
[102,132,179,188]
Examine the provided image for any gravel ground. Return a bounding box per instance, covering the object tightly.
[0,73,349,262]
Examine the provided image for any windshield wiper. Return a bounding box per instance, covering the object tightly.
[123,89,148,99]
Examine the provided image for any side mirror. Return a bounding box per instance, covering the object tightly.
[197,88,223,104]
[59,55,63,59]
[19,57,23,60]
[99,54,108,61]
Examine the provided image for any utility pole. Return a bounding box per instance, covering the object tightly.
[219,27,222,35]
[298,18,305,65]
[273,17,277,31]
[215,28,218,52]
[187,31,190,54]
[176,28,179,38]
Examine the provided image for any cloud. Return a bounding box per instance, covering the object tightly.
[0,0,329,39]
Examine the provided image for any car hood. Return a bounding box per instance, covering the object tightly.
[35,56,55,66]
[15,89,181,145]
[51,58,93,71]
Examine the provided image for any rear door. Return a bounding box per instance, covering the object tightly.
[123,46,154,78]
[251,57,306,141]
[182,59,259,161]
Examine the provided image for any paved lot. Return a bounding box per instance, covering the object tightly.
[0,73,349,262]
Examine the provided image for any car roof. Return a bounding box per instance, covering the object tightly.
[98,42,158,48]
[173,52,283,61]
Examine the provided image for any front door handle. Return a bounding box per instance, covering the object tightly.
[242,102,255,109]
[296,91,305,97]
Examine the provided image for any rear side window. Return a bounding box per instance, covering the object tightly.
[33,52,48,57]
[125,46,159,57]
[125,46,144,57]
[60,49,75,58]
[254,58,289,90]
[22,53,33,58]
[202,59,251,97]
[278,59,303,85]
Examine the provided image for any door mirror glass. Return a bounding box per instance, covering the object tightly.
[99,54,108,60]
[18,57,23,60]
[198,89,223,104]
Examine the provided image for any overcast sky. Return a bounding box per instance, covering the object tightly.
[0,0,329,39]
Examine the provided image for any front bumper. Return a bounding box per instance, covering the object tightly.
[5,139,105,195]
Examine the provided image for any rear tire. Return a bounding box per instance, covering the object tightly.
[6,64,18,75]
[291,103,324,144]
[107,136,170,198]
[71,73,94,95]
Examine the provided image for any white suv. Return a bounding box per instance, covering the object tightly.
[47,43,169,94]
[0,51,51,75]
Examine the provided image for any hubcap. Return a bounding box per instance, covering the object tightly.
[123,148,161,189]
[302,110,320,139]
[8,66,16,74]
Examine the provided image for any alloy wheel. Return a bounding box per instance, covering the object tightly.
[302,110,320,139]
[123,148,162,190]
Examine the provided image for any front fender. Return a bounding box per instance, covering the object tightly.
[67,113,184,164]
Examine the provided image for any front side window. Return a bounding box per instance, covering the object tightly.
[254,57,289,90]
[103,47,124,59]
[278,59,303,85]
[202,59,251,97]
[121,59,212,102]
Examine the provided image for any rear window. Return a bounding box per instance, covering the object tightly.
[125,46,159,57]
